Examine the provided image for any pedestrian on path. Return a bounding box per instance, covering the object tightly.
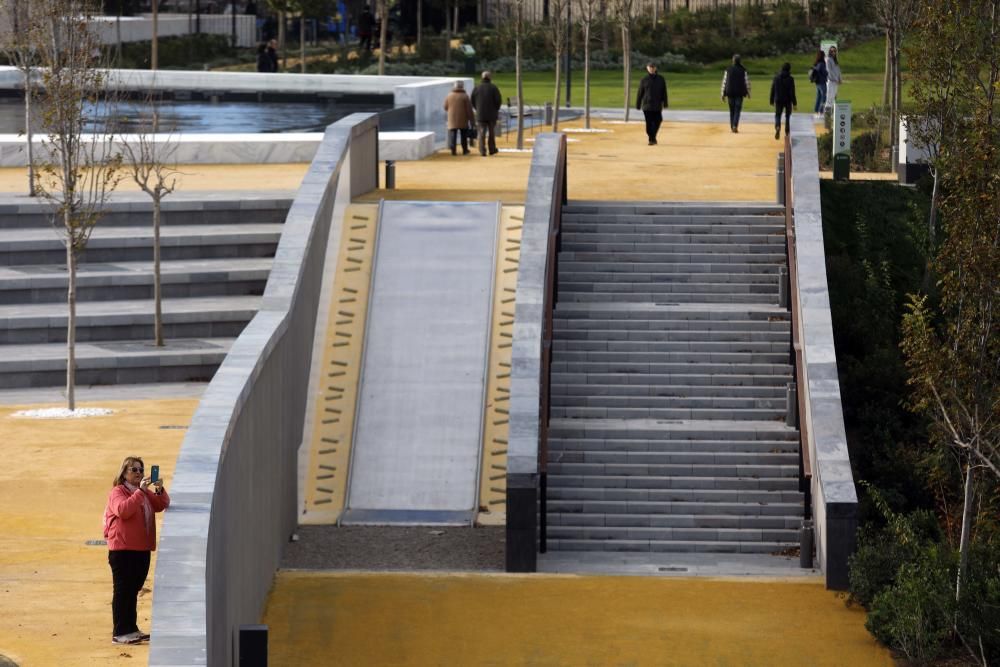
[444,80,475,155]
[471,71,503,156]
[770,63,797,140]
[636,62,668,146]
[721,54,751,133]
[103,456,170,645]
[825,45,842,112]
[809,50,827,115]
[358,5,375,51]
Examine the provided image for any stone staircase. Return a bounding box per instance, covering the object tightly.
[0,192,292,389]
[546,201,803,554]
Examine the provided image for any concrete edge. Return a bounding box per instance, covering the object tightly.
[788,114,859,591]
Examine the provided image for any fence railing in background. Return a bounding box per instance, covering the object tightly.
[488,0,811,24]
[783,136,813,521]
[506,133,568,572]
[148,113,379,667]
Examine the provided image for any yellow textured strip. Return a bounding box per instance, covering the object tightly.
[301,203,380,524]
[476,205,524,526]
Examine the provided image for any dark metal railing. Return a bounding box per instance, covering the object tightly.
[538,135,569,554]
[783,135,813,520]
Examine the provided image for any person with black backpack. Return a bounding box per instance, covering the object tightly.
[809,50,828,115]
[770,62,797,140]
[721,54,751,133]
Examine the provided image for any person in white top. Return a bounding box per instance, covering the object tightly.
[825,46,842,112]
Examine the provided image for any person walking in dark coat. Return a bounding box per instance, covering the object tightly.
[769,62,797,140]
[721,54,751,133]
[358,5,375,51]
[636,62,668,145]
[471,71,503,156]
[809,50,828,114]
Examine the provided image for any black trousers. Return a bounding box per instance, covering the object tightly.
[774,103,793,135]
[448,128,469,154]
[643,109,663,142]
[728,97,744,129]
[109,550,151,637]
[477,120,497,155]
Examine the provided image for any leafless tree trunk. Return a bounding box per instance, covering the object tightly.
[614,0,635,122]
[152,0,159,69]
[278,10,286,70]
[378,0,389,74]
[300,13,307,72]
[417,0,422,48]
[955,461,974,603]
[550,0,567,131]
[444,0,452,62]
[34,0,123,410]
[515,0,525,149]
[1,0,39,196]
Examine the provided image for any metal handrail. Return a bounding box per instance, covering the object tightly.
[783,134,813,520]
[538,134,569,553]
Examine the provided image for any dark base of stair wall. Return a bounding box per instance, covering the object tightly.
[505,477,538,573]
[824,506,858,591]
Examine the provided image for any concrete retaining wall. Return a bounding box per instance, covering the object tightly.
[506,133,567,572]
[147,113,378,666]
[788,115,858,590]
[0,14,257,48]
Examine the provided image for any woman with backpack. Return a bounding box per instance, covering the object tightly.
[809,50,828,115]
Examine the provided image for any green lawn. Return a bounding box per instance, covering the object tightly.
[492,38,902,113]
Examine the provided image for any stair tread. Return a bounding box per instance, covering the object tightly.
[0,336,235,365]
[0,257,273,284]
[0,294,261,320]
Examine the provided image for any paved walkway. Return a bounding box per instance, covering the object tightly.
[263,571,894,666]
[0,398,198,666]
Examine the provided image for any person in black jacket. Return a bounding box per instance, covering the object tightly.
[636,62,668,146]
[769,62,797,140]
[358,5,375,51]
[721,54,751,133]
[471,71,503,156]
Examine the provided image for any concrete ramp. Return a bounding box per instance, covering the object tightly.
[342,201,500,525]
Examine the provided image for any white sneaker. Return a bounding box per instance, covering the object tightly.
[112,631,143,644]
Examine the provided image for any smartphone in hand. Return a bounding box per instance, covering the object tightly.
[150,465,160,484]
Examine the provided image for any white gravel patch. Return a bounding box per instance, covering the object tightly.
[561,128,612,133]
[10,407,116,419]
[497,148,533,153]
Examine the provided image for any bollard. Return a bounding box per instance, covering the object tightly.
[891,145,899,174]
[385,160,396,190]
[786,382,798,428]
[238,624,268,667]
[778,266,789,309]
[544,102,553,126]
[776,153,785,205]
[799,519,814,568]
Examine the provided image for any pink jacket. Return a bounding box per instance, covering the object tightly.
[103,484,170,551]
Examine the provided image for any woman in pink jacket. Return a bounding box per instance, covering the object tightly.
[103,456,170,645]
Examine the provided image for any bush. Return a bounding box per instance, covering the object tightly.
[866,551,955,665]
[112,34,237,70]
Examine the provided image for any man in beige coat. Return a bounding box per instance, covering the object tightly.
[443,80,475,155]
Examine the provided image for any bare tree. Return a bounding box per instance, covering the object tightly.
[0,0,41,196]
[872,0,918,149]
[377,0,390,75]
[548,0,568,131]
[577,0,600,129]
[152,0,159,69]
[120,92,179,348]
[613,0,636,121]
[33,0,123,411]
[513,0,526,148]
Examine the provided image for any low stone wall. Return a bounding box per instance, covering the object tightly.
[0,130,435,166]
[147,113,379,667]
[506,133,567,572]
[788,114,858,590]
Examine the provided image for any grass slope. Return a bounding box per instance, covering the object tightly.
[492,38,901,112]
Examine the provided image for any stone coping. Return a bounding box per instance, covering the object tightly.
[0,130,435,166]
[147,113,377,666]
[787,113,858,589]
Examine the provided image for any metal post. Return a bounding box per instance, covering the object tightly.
[776,152,785,205]
[785,382,798,428]
[385,160,395,189]
[565,1,572,107]
[799,520,814,568]
[238,625,268,667]
[544,102,553,125]
[778,266,789,308]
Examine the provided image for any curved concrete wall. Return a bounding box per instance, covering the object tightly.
[788,115,858,589]
[148,113,378,666]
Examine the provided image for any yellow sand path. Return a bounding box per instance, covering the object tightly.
[264,571,894,666]
[0,398,197,666]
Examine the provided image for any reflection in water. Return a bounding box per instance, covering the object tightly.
[0,97,390,134]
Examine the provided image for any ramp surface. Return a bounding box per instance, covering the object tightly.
[344,201,499,524]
